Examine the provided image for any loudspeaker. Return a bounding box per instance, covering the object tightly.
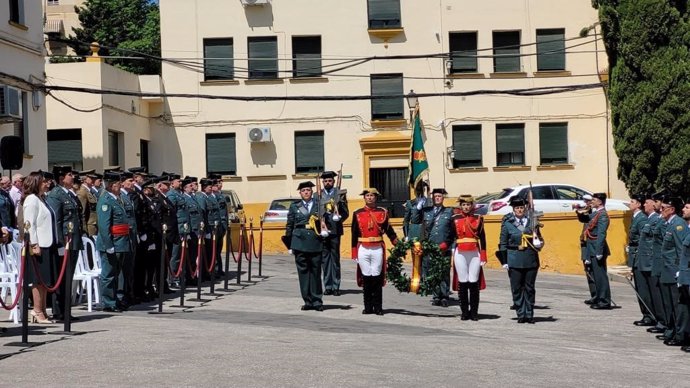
[0,136,23,170]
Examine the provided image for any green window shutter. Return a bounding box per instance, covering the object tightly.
[449,32,477,73]
[48,129,83,169]
[370,74,403,120]
[367,0,401,29]
[206,134,237,175]
[536,29,565,71]
[292,36,322,78]
[452,125,482,167]
[496,123,525,166]
[493,31,520,73]
[539,123,568,164]
[295,131,324,173]
[248,36,278,79]
[204,38,233,81]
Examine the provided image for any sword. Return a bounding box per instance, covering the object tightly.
[623,275,655,319]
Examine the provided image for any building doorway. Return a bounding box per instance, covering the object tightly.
[369,167,408,218]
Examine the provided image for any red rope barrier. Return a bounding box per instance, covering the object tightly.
[169,237,187,278]
[0,243,26,311]
[206,232,217,273]
[193,235,203,278]
[227,225,240,264]
[31,236,70,293]
[258,221,263,265]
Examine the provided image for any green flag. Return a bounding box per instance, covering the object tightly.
[409,107,429,188]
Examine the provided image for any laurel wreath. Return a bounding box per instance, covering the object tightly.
[386,239,450,296]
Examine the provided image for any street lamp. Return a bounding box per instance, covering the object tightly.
[406,89,418,121]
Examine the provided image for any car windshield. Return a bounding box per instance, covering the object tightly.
[476,192,502,203]
[269,199,295,211]
[497,188,514,199]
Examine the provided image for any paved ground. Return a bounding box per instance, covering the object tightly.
[1,255,689,387]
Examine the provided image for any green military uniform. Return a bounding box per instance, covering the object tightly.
[651,211,670,333]
[119,189,138,304]
[660,212,687,342]
[585,207,612,308]
[638,211,665,327]
[318,179,349,295]
[628,207,655,325]
[213,189,229,274]
[46,180,84,319]
[96,189,133,310]
[676,229,690,347]
[403,196,427,241]
[184,191,202,280]
[284,184,323,310]
[412,192,455,306]
[576,208,597,302]
[169,187,187,280]
[498,209,541,323]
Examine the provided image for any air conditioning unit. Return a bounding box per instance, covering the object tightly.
[241,0,269,6]
[248,127,271,143]
[0,85,22,122]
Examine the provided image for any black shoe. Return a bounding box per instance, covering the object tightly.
[313,305,324,312]
[116,302,129,311]
[470,314,478,322]
[510,304,517,310]
[102,306,123,313]
[215,270,225,277]
[362,308,373,315]
[53,314,79,321]
[163,287,175,295]
[526,318,535,324]
[332,289,341,296]
[517,317,525,323]
[375,310,384,316]
[460,314,470,321]
[681,345,690,352]
[647,327,665,333]
[590,303,612,310]
[431,300,441,306]
[300,305,312,311]
[656,334,670,340]
[633,319,655,326]
[664,339,688,347]
[440,299,449,308]
[584,298,596,305]
[323,289,333,296]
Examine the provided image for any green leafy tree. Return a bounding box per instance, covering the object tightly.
[70,0,160,75]
[592,0,690,197]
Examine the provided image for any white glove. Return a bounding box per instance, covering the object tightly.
[596,255,603,260]
[205,233,211,239]
[57,247,65,256]
[676,271,680,279]
[584,259,591,265]
[502,264,509,270]
[320,230,329,238]
[186,235,191,240]
[136,235,140,243]
[404,236,409,242]
[140,234,148,242]
[148,244,156,251]
[532,238,543,249]
[625,246,630,253]
[106,247,115,254]
[416,200,424,210]
[288,249,293,255]
[332,214,341,222]
[480,261,486,267]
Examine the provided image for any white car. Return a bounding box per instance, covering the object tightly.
[486,184,630,215]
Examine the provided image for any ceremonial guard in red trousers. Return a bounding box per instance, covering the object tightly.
[452,195,487,321]
[351,188,398,315]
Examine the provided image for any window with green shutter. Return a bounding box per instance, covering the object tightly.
[496,123,525,166]
[206,133,237,176]
[9,0,23,24]
[539,123,568,165]
[295,131,324,173]
[367,0,401,29]
[203,38,233,81]
[493,31,521,73]
[370,74,404,120]
[536,28,566,71]
[248,36,278,79]
[449,32,478,73]
[452,125,482,168]
[292,36,322,78]
[48,129,83,171]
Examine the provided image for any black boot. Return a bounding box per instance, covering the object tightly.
[469,282,480,321]
[373,275,384,315]
[458,282,470,320]
[362,276,373,314]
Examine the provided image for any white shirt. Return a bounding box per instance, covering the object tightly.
[302,200,313,212]
[9,185,21,207]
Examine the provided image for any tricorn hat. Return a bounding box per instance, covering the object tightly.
[297,181,316,190]
[359,188,381,196]
[39,170,54,180]
[184,176,198,183]
[103,171,121,182]
[128,166,148,176]
[662,196,684,215]
[631,193,648,204]
[119,171,134,181]
[592,192,607,204]
[510,197,527,207]
[200,178,214,188]
[320,171,337,179]
[52,165,74,178]
[431,188,448,195]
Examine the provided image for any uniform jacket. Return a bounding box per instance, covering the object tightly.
[285,198,323,253]
[128,185,152,239]
[214,192,228,232]
[351,205,398,257]
[77,184,98,236]
[158,190,179,243]
[169,189,189,235]
[452,212,487,261]
[96,192,133,253]
[660,215,688,284]
[402,197,427,240]
[23,194,57,248]
[184,193,203,234]
[627,210,647,268]
[498,213,540,269]
[638,212,660,272]
[411,204,455,253]
[584,208,610,259]
[46,186,83,250]
[679,230,690,286]
[0,190,16,229]
[318,188,349,236]
[651,213,667,276]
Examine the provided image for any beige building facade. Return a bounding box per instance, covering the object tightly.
[44,0,85,56]
[157,0,626,218]
[0,0,48,173]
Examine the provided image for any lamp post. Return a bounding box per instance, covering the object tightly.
[405,89,418,123]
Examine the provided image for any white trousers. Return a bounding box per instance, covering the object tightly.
[358,245,383,276]
[454,249,481,283]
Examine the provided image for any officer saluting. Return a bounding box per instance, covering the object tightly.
[96,171,133,312]
[584,193,612,310]
[284,181,324,312]
[318,170,349,296]
[76,169,99,237]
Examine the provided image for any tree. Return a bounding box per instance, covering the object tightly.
[70,0,160,75]
[592,0,690,197]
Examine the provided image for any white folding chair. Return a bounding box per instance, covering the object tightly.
[73,248,100,312]
[0,243,21,324]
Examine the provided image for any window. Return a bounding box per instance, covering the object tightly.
[536,28,566,71]
[47,129,83,171]
[555,185,588,200]
[206,133,237,176]
[9,0,24,24]
[452,125,482,168]
[449,32,478,73]
[517,186,555,200]
[370,74,403,120]
[203,38,233,81]
[539,122,568,165]
[248,36,278,79]
[493,31,521,72]
[108,131,122,167]
[294,131,324,173]
[367,0,401,29]
[496,123,525,166]
[12,91,28,154]
[292,36,322,78]
[140,140,149,171]
[47,0,59,4]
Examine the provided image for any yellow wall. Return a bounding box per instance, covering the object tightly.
[236,199,630,275]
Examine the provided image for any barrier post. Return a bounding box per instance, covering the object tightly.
[52,222,84,336]
[188,222,209,303]
[236,218,244,286]
[223,221,231,290]
[258,215,264,278]
[172,223,189,309]
[149,225,172,315]
[247,217,253,283]
[205,221,220,296]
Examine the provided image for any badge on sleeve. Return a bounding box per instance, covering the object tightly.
[102,205,109,212]
[677,225,684,231]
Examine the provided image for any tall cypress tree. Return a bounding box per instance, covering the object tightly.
[593,0,690,197]
[70,0,161,75]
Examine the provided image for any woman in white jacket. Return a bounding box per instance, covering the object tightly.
[22,172,58,324]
